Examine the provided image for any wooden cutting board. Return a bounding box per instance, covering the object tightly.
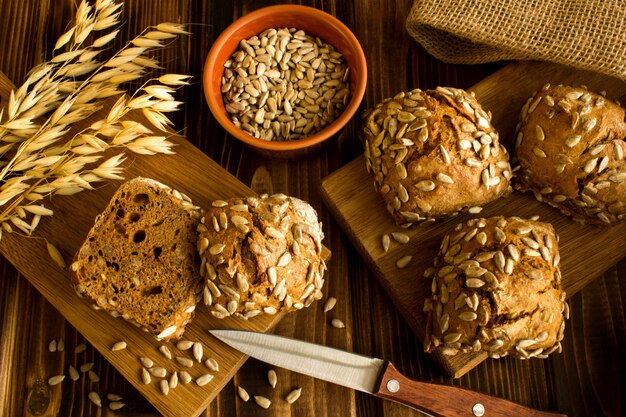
[0,72,328,417]
[320,61,626,378]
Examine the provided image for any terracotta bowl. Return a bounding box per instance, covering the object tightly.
[203,5,367,159]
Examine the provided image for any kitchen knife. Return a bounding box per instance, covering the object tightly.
[210,329,567,417]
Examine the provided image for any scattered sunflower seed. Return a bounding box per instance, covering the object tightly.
[139,357,154,368]
[57,338,65,352]
[159,345,172,359]
[107,394,123,401]
[237,386,250,402]
[396,255,412,268]
[268,369,277,388]
[193,342,203,363]
[48,339,57,353]
[88,370,99,382]
[149,367,167,378]
[176,357,194,367]
[254,395,272,409]
[323,297,337,312]
[169,371,179,389]
[381,234,390,252]
[205,358,219,372]
[74,343,87,354]
[88,391,102,407]
[68,365,79,381]
[331,318,345,329]
[111,341,127,352]
[141,367,151,384]
[109,402,125,410]
[180,371,192,384]
[48,375,65,386]
[196,373,214,386]
[286,387,302,404]
[80,363,94,373]
[160,379,170,395]
[176,340,194,350]
[391,232,410,244]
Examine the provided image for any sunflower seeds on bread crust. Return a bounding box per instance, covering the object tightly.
[515,84,626,225]
[71,177,203,341]
[424,216,567,360]
[198,194,326,319]
[362,87,513,226]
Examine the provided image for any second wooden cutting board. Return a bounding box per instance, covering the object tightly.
[320,61,626,378]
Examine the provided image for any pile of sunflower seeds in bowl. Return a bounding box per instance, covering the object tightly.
[221,27,350,141]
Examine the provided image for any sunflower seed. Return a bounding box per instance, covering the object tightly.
[57,338,64,352]
[175,356,194,368]
[443,332,462,344]
[396,255,412,268]
[88,370,99,382]
[468,206,483,214]
[415,180,435,192]
[159,345,172,359]
[525,269,542,280]
[141,367,151,384]
[331,318,345,328]
[149,367,167,378]
[268,369,278,388]
[565,135,581,147]
[196,373,214,387]
[160,379,170,395]
[48,339,57,352]
[238,386,250,402]
[286,387,302,404]
[180,371,192,384]
[533,147,547,158]
[80,363,94,373]
[254,395,272,409]
[381,234,391,252]
[459,311,478,321]
[68,365,79,381]
[205,358,219,372]
[48,375,65,386]
[169,371,179,389]
[74,343,87,354]
[436,173,454,184]
[391,232,410,244]
[535,125,545,141]
[324,297,337,312]
[109,401,125,410]
[466,278,485,288]
[188,342,202,363]
[88,391,102,407]
[176,340,193,350]
[277,252,292,267]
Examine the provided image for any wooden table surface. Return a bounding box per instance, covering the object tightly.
[0,0,624,416]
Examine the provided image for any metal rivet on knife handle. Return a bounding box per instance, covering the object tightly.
[386,379,400,393]
[473,403,485,416]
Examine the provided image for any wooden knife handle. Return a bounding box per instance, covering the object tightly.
[375,362,567,417]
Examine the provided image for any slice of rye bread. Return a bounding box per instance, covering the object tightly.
[71,177,203,341]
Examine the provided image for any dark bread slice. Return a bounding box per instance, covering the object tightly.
[71,177,203,341]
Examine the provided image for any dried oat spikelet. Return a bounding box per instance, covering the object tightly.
[0,0,191,243]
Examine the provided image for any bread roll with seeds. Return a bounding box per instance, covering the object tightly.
[198,194,326,319]
[515,85,626,225]
[71,178,203,341]
[423,216,567,360]
[362,87,513,226]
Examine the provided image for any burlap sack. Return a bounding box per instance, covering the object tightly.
[406,0,626,80]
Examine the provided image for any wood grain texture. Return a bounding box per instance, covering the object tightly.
[0,0,624,417]
[320,60,626,378]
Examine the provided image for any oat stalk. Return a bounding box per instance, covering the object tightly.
[0,0,191,240]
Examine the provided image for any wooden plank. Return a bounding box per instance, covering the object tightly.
[0,71,328,417]
[320,60,626,378]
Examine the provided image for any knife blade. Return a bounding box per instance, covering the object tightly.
[210,329,567,417]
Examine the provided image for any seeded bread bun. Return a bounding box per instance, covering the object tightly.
[514,85,626,225]
[197,193,326,319]
[71,178,203,341]
[423,216,567,360]
[362,87,513,226]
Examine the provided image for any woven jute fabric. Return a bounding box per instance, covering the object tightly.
[406,0,626,80]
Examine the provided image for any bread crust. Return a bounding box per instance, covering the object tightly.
[362,87,512,226]
[71,177,203,341]
[197,194,326,319]
[515,85,626,225]
[423,216,567,359]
